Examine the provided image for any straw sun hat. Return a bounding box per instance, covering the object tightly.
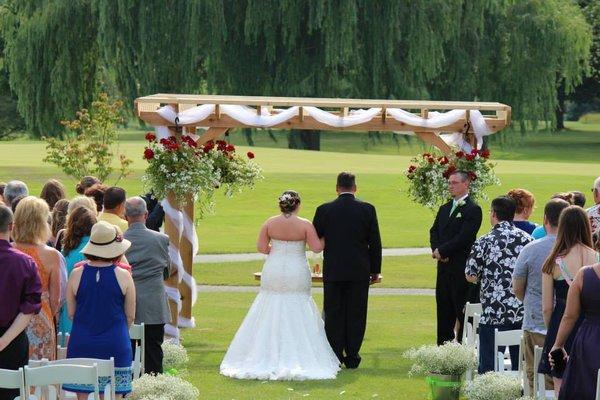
[81,221,131,258]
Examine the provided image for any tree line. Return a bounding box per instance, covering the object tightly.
[0,0,597,149]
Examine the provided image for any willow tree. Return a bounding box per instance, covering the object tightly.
[94,0,205,111]
[1,0,99,138]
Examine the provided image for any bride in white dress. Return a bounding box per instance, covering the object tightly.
[220,190,340,380]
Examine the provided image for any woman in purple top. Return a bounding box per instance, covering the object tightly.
[0,205,42,400]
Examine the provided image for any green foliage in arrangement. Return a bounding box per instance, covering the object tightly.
[43,93,132,184]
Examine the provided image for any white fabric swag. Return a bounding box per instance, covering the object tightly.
[155,104,492,152]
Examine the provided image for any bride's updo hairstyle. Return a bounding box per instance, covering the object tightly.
[279,190,300,214]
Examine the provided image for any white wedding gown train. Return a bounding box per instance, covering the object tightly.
[220,240,340,380]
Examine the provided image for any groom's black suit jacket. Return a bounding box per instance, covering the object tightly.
[430,196,482,274]
[313,194,382,282]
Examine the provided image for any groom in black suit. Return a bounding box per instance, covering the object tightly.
[313,172,382,369]
[430,170,482,345]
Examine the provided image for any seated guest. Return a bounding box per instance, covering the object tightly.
[571,191,586,208]
[551,261,600,399]
[532,193,575,239]
[64,221,135,399]
[50,198,69,247]
[587,177,600,236]
[539,206,598,394]
[0,182,6,204]
[507,188,537,234]
[513,198,569,393]
[68,196,98,216]
[75,176,100,195]
[124,197,171,374]
[58,207,97,335]
[12,196,62,360]
[40,179,66,211]
[141,192,164,232]
[97,187,129,233]
[4,180,28,208]
[465,196,533,373]
[84,183,107,213]
[0,205,42,400]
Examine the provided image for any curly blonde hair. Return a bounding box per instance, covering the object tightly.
[13,196,51,244]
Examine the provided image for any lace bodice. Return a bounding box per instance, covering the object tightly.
[260,239,311,294]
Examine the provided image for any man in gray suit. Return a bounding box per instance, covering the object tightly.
[124,197,171,374]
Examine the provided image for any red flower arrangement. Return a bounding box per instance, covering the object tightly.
[405,148,499,209]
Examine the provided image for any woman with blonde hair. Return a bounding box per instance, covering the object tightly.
[538,206,598,394]
[12,196,62,360]
[507,188,537,234]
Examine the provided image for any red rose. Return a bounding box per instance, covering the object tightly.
[455,151,465,158]
[143,148,154,160]
[159,138,168,145]
[427,157,435,164]
[247,151,255,159]
[479,149,490,158]
[465,154,475,161]
[407,165,416,173]
[422,153,431,158]
[468,171,477,181]
[145,132,156,142]
[443,165,457,179]
[470,149,478,155]
[438,156,449,165]
[226,144,235,152]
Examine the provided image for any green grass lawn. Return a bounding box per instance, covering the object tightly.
[194,255,436,288]
[1,139,598,253]
[183,292,435,399]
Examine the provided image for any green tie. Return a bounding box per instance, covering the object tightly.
[449,201,457,216]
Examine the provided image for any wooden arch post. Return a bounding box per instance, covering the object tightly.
[134,94,511,335]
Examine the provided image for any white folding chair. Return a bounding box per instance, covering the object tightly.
[56,345,68,360]
[47,357,115,400]
[494,329,523,375]
[24,364,99,400]
[0,367,25,400]
[465,312,482,382]
[533,345,554,400]
[462,302,483,343]
[129,323,145,378]
[595,368,600,400]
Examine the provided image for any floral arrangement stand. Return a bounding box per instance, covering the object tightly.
[134,94,513,337]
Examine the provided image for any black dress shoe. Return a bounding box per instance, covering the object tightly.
[344,355,361,369]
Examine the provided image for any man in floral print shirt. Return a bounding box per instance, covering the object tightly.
[465,196,533,373]
[587,177,600,236]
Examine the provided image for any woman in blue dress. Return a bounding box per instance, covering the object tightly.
[58,206,96,336]
[63,221,136,398]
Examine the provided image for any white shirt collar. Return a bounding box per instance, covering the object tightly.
[453,193,469,203]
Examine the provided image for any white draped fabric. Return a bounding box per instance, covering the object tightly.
[154,104,492,151]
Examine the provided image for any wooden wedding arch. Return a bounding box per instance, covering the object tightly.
[134,94,511,336]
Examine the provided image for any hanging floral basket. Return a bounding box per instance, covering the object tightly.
[141,132,262,215]
[404,149,500,210]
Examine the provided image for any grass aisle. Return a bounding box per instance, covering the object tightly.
[183,292,435,399]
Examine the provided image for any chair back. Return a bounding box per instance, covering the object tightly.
[493,329,523,373]
[0,367,25,398]
[47,358,115,400]
[465,312,482,382]
[596,369,600,400]
[129,323,145,378]
[462,302,483,343]
[24,364,100,400]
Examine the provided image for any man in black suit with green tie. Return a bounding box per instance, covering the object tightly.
[430,170,482,345]
[313,172,382,369]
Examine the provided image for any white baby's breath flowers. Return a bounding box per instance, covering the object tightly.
[129,373,199,400]
[464,372,522,400]
[162,339,189,371]
[403,342,477,377]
